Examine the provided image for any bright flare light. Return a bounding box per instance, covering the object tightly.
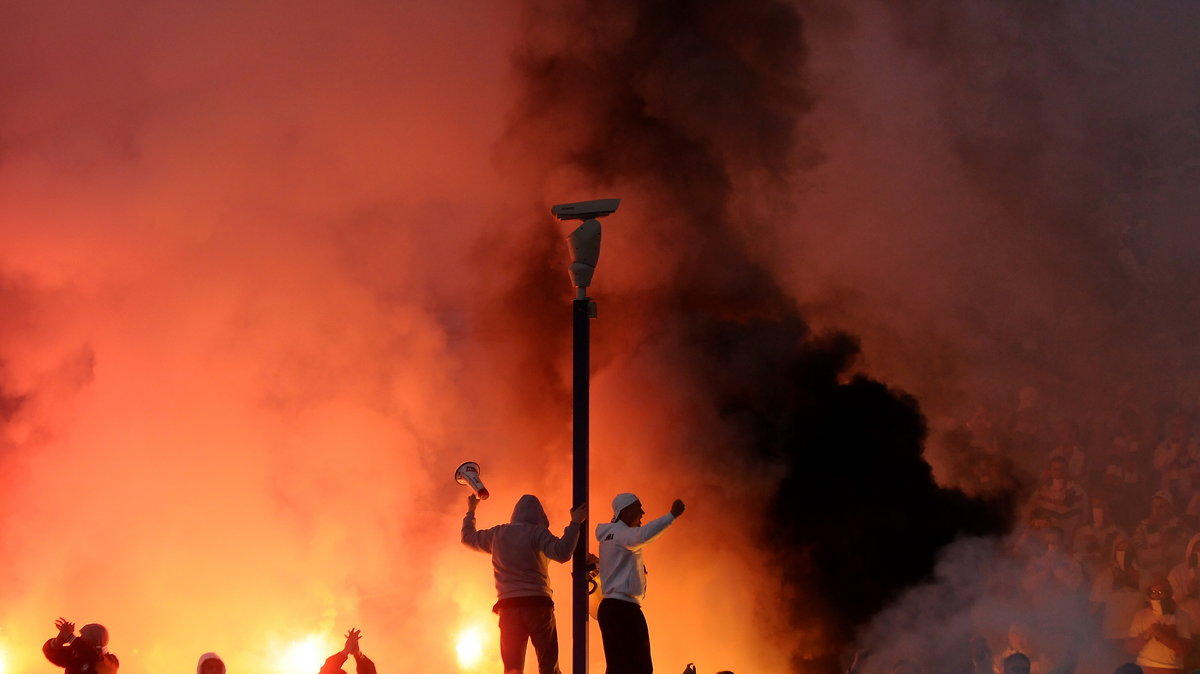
[455,626,486,670]
[277,635,329,674]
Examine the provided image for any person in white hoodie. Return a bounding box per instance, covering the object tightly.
[1126,577,1192,672]
[1166,533,1200,607]
[596,493,685,674]
[462,493,587,674]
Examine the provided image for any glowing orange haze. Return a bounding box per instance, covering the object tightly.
[0,2,798,672]
[7,1,1182,671]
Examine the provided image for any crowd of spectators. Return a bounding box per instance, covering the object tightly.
[950,381,1200,674]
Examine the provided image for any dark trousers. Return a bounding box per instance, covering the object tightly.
[598,598,652,674]
[498,605,561,674]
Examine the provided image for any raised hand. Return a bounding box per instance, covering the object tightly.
[55,618,75,643]
[671,499,686,517]
[344,628,362,655]
[467,494,480,513]
[570,502,588,524]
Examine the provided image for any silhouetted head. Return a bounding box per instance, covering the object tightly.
[1151,491,1174,520]
[1149,576,1176,613]
[1003,652,1031,674]
[1112,663,1143,674]
[197,653,225,674]
[79,624,109,649]
[1114,538,1136,570]
[1048,457,1068,482]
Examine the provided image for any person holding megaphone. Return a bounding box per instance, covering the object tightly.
[462,491,588,674]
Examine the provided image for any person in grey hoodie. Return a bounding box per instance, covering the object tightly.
[596,493,685,674]
[462,493,588,674]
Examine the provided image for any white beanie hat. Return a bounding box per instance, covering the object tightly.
[611,493,640,522]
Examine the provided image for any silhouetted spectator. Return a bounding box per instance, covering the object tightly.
[681,666,735,674]
[318,629,376,674]
[1155,415,1197,499]
[1111,664,1142,674]
[1092,538,1150,661]
[1167,534,1200,669]
[597,493,685,674]
[1167,533,1200,602]
[197,653,225,674]
[462,493,586,674]
[1076,496,1129,576]
[1013,509,1057,561]
[994,624,1053,674]
[1126,577,1191,672]
[1023,526,1084,604]
[1028,457,1089,539]
[977,624,1081,674]
[1133,491,1189,572]
[1050,420,1088,482]
[44,618,118,674]
[1101,429,1149,531]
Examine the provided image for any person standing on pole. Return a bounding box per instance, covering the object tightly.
[596,493,686,674]
[462,493,588,674]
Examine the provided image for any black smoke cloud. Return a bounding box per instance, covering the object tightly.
[501,0,1014,669]
[789,0,1200,431]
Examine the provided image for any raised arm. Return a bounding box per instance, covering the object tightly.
[461,494,496,552]
[609,500,685,549]
[43,618,76,667]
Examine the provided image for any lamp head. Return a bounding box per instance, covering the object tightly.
[567,219,601,287]
[552,198,619,290]
[551,198,620,221]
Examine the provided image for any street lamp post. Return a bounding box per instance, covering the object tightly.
[551,198,621,674]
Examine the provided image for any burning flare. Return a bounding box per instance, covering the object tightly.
[276,635,330,674]
[454,625,487,671]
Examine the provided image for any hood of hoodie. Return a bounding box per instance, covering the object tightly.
[510,494,549,527]
[197,652,225,674]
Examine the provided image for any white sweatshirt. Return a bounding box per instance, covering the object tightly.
[595,513,677,605]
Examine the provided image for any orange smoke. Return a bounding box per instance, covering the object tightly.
[7,0,1190,673]
[0,2,796,672]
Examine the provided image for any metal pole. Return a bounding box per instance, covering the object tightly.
[572,294,591,674]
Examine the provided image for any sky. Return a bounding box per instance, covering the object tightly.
[2,1,1199,673]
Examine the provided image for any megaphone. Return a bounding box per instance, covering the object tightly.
[454,461,490,500]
